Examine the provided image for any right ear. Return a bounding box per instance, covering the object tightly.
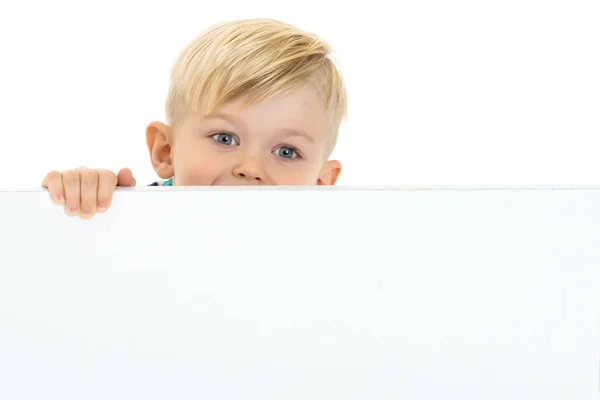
[146,121,174,179]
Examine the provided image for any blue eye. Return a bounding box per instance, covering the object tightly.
[275,146,298,159]
[212,133,238,146]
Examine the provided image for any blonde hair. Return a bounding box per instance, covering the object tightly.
[165,19,347,154]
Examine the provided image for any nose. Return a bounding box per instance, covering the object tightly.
[232,157,265,184]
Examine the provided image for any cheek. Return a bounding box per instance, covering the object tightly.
[269,163,320,185]
[172,142,222,186]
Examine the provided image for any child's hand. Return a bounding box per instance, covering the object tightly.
[41,167,136,218]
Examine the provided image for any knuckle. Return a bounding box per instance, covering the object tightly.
[44,172,64,193]
[98,169,118,184]
[62,170,79,184]
[80,171,98,188]
[46,170,61,180]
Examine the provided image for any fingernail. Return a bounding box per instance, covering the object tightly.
[82,209,92,216]
[56,194,64,202]
[97,203,106,211]
[69,207,78,214]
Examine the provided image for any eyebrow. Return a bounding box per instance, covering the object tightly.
[278,128,315,144]
[205,112,243,126]
[205,112,315,144]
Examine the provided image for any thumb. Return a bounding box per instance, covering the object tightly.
[116,168,137,186]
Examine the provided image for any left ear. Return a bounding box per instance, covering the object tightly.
[146,121,175,180]
[316,160,342,185]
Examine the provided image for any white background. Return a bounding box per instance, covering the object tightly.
[1,189,599,399]
[0,0,598,188]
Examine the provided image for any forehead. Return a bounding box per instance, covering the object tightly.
[211,81,330,138]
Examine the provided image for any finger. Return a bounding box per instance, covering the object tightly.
[61,170,81,216]
[79,168,99,218]
[42,171,65,204]
[117,168,136,186]
[97,169,118,212]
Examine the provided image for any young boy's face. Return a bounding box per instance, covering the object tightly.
[147,78,341,186]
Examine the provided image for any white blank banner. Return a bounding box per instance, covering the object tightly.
[0,188,598,399]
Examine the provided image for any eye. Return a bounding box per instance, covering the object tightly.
[212,133,238,146]
[274,146,298,159]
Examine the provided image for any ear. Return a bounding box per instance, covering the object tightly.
[146,121,174,179]
[316,160,342,185]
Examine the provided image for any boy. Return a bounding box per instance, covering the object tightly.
[42,19,347,219]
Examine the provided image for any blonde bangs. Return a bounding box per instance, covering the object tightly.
[166,19,347,150]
